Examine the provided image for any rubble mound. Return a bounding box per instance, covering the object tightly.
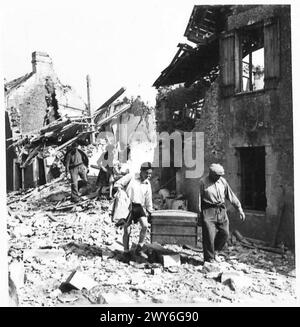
[7,179,296,306]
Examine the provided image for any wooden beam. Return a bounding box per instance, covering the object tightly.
[95,87,126,112]
[94,103,131,126]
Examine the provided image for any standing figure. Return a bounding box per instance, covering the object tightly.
[114,162,153,259]
[64,142,89,202]
[199,163,245,263]
[95,150,112,195]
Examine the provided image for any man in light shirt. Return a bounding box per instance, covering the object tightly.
[199,163,245,263]
[114,162,153,259]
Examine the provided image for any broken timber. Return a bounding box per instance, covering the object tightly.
[53,199,90,211]
[233,230,284,254]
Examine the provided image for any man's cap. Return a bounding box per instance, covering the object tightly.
[209,163,225,175]
[140,162,152,171]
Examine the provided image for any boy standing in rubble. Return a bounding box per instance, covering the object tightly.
[64,142,89,203]
[114,162,153,259]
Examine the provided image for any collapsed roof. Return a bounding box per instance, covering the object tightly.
[153,5,232,88]
[9,117,93,168]
[7,86,132,168]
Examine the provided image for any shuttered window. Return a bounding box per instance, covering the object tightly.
[220,17,280,95]
[240,23,264,92]
[220,32,235,97]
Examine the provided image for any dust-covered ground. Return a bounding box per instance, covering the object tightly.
[7,178,296,306]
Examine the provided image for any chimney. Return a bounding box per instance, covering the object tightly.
[31,51,53,74]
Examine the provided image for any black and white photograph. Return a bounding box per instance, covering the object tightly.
[0,0,298,310]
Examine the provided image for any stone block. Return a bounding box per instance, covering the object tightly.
[162,254,181,267]
[61,270,98,292]
[221,271,252,291]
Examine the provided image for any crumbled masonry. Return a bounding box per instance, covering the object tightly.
[7,178,296,306]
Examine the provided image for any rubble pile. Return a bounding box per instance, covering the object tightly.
[7,182,296,306]
[9,117,93,169]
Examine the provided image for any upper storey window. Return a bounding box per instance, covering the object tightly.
[240,24,264,92]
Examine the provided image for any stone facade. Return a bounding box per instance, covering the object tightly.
[155,5,294,249]
[5,51,87,191]
[191,6,294,249]
[5,51,87,139]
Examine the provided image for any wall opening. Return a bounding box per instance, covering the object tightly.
[238,146,266,211]
[38,158,47,185]
[240,23,264,92]
[13,160,22,191]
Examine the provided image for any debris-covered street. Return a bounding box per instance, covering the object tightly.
[7,178,296,306]
[3,3,297,309]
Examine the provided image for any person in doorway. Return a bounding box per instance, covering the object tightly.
[199,163,245,263]
[114,162,153,259]
[64,142,89,202]
[95,150,112,196]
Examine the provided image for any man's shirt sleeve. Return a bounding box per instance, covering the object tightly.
[114,173,132,189]
[224,180,243,213]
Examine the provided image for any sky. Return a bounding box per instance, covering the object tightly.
[0,0,203,108]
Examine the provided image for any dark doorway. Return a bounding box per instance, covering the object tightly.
[38,158,46,185]
[239,146,266,211]
[13,161,22,191]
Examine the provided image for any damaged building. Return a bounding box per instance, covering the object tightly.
[154,5,294,249]
[91,90,157,176]
[5,51,88,191]
[5,52,157,201]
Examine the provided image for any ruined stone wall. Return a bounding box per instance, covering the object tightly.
[6,68,87,138]
[225,8,293,248]
[92,108,157,177]
[5,111,15,191]
[186,8,294,248]
[184,78,226,212]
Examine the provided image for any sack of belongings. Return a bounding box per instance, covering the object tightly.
[111,189,130,223]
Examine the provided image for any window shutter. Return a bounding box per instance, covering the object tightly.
[220,32,235,97]
[264,18,280,89]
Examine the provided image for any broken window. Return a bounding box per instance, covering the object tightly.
[240,24,264,92]
[238,146,266,211]
[183,99,204,120]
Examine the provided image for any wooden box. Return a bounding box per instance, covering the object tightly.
[151,210,198,246]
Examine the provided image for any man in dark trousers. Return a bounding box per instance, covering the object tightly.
[199,163,245,263]
[65,142,89,202]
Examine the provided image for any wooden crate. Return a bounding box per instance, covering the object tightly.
[151,210,198,246]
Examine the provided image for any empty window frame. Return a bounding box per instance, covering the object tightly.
[239,24,264,92]
[239,146,266,211]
